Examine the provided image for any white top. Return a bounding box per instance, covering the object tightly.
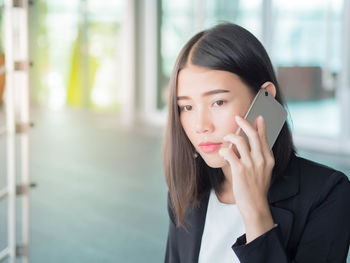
[198,188,245,263]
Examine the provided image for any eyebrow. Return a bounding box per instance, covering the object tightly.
[177,89,230,101]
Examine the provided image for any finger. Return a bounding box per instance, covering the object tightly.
[229,142,241,159]
[257,116,275,166]
[223,133,252,165]
[235,115,263,158]
[219,144,240,166]
[256,115,270,153]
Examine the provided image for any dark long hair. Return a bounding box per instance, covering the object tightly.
[162,23,296,227]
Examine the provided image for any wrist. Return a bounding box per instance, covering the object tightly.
[241,198,271,222]
[242,202,275,243]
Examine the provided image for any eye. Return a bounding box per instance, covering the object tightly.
[179,105,192,112]
[213,100,226,107]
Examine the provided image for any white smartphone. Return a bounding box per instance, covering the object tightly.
[239,88,287,149]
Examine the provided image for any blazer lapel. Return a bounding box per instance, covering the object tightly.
[192,193,210,262]
[178,192,210,263]
[267,154,300,247]
[269,206,294,247]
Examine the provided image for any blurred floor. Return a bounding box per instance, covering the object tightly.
[0,107,349,263]
[0,107,168,263]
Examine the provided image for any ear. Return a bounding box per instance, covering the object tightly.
[261,81,276,98]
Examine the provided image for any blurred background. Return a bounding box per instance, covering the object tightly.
[0,0,349,262]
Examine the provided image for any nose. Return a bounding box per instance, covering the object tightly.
[195,109,213,134]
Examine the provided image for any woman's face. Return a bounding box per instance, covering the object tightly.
[177,65,255,168]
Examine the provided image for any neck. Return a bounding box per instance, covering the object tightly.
[217,164,235,204]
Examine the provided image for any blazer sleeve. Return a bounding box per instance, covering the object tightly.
[164,193,180,263]
[231,171,350,263]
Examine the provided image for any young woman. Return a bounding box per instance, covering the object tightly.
[162,23,350,263]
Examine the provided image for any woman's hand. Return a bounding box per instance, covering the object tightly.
[218,115,276,243]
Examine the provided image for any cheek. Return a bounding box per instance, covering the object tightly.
[179,115,201,149]
[213,106,241,132]
[215,109,235,125]
[179,115,193,138]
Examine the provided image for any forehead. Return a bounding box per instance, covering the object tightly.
[177,65,247,96]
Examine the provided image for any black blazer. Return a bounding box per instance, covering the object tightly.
[164,154,350,262]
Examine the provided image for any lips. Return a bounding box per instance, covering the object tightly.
[199,142,222,153]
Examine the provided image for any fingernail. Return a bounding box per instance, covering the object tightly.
[235,115,242,121]
[259,115,264,122]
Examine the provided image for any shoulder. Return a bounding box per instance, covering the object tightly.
[296,155,349,186]
[166,190,210,229]
[294,155,350,206]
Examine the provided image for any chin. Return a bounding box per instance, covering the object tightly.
[200,155,227,168]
